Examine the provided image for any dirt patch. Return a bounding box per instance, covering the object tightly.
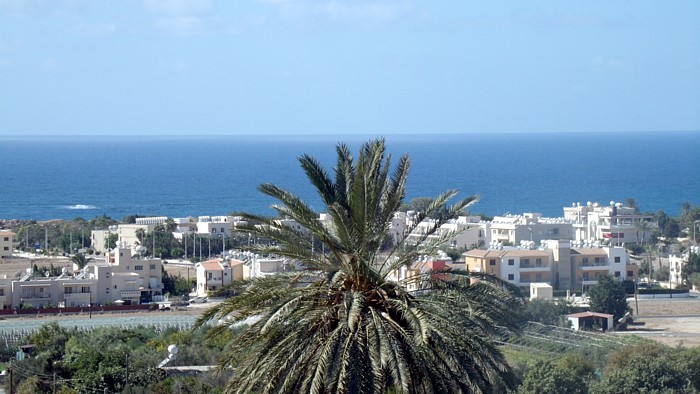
[622,298,700,347]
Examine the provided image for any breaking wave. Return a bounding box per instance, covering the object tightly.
[63,204,99,210]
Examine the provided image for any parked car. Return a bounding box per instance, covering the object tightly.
[189,296,208,304]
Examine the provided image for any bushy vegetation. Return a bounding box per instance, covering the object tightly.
[4,322,234,394]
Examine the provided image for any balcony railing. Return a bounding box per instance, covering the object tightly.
[519,263,549,270]
[21,294,51,300]
[120,290,141,298]
[63,292,90,300]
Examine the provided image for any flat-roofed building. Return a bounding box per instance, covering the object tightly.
[0,230,16,258]
[563,201,656,244]
[464,240,638,292]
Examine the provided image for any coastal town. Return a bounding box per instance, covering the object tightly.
[2,178,700,391]
[1,199,698,315]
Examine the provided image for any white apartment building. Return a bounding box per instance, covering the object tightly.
[483,213,574,245]
[670,246,700,287]
[195,258,233,297]
[10,268,97,309]
[405,216,482,250]
[563,201,656,244]
[197,216,237,237]
[0,230,16,258]
[465,239,638,292]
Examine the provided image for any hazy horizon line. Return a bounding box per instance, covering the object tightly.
[2,130,698,140]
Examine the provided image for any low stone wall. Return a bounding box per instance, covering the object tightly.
[635,292,690,299]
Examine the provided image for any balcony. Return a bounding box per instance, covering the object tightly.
[120,290,141,299]
[579,264,611,271]
[21,293,51,301]
[63,292,90,300]
[519,263,550,271]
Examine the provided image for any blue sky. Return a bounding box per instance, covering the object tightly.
[1,0,699,135]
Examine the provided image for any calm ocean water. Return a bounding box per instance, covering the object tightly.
[1,132,698,221]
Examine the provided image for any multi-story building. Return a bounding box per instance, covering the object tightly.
[89,245,163,305]
[391,256,452,292]
[195,258,233,297]
[483,213,574,245]
[405,216,482,250]
[10,268,97,309]
[563,201,656,244]
[0,230,16,258]
[196,216,237,237]
[464,239,638,292]
[669,247,700,288]
[464,248,553,288]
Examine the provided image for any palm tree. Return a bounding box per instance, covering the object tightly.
[196,139,524,394]
[70,253,93,270]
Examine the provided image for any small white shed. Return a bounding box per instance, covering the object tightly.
[529,283,553,300]
[566,311,615,332]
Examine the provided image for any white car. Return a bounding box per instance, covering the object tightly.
[189,296,208,304]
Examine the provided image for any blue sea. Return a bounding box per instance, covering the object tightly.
[1,132,698,221]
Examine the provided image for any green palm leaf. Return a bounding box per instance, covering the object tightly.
[195,138,524,393]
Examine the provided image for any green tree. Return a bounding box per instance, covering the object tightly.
[70,253,93,269]
[519,354,594,394]
[197,139,524,394]
[588,274,630,322]
[591,343,687,394]
[682,252,700,285]
[524,299,577,327]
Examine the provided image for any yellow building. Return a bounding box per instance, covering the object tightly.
[0,230,16,259]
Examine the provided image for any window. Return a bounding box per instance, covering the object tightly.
[2,246,7,251]
[65,287,73,294]
[508,274,514,280]
[120,252,123,256]
[150,264,156,270]
[508,259,514,266]
[3,237,8,241]
[114,285,117,289]
[135,265,143,271]
[221,227,225,232]
[0,289,4,296]
[594,257,600,263]
[583,272,589,280]
[536,273,542,281]
[615,256,621,263]
[212,228,217,233]
[614,271,621,277]
[536,258,542,266]
[208,272,213,279]
[489,259,496,266]
[627,270,633,277]
[582,257,589,265]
